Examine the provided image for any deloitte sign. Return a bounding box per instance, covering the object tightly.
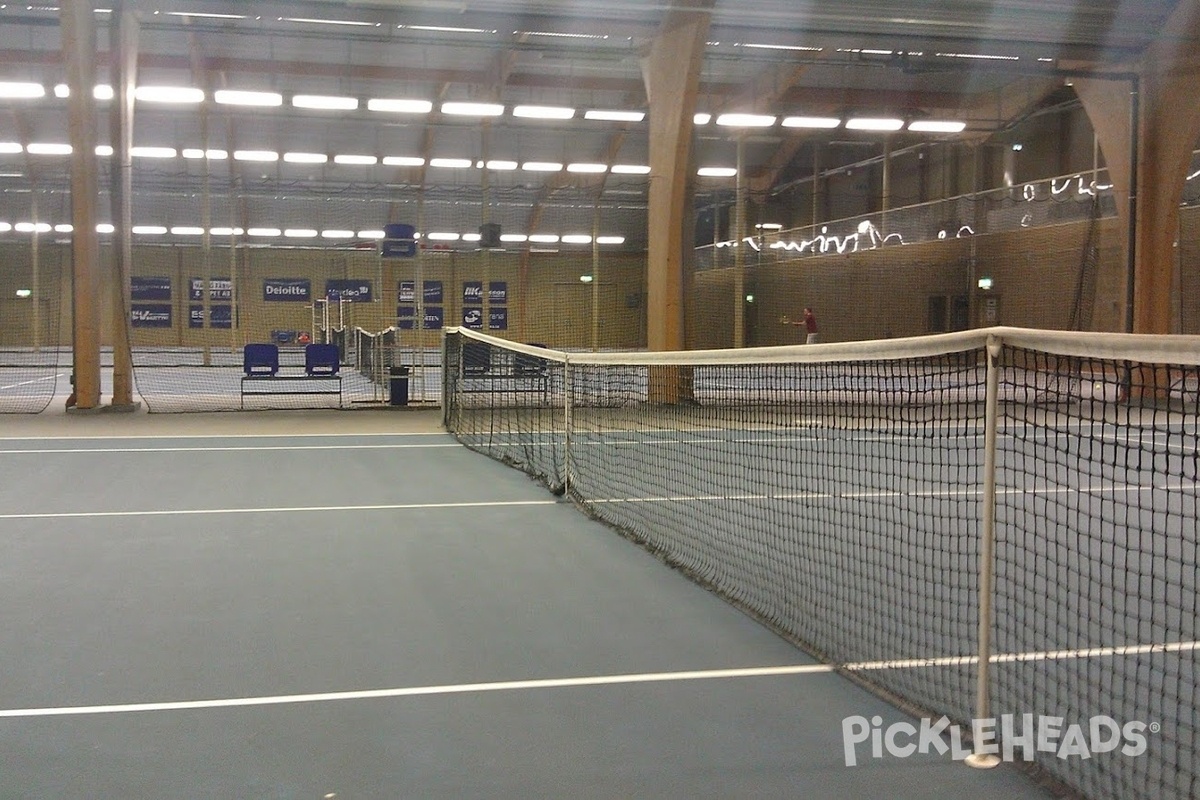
[263,278,311,302]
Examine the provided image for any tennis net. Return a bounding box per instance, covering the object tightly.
[443,326,1198,800]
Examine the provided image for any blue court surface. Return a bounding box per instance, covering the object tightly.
[0,411,1058,798]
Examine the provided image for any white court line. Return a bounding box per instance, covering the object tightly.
[0,432,447,442]
[0,664,834,719]
[0,499,558,521]
[0,373,64,391]
[0,443,459,455]
[3,639,1196,719]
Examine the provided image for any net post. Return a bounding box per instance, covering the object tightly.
[562,354,572,497]
[966,333,1003,770]
[441,330,451,428]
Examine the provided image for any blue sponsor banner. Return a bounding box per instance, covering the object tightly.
[131,276,171,301]
[397,306,415,330]
[131,303,172,328]
[398,281,415,303]
[489,307,509,330]
[189,304,235,328]
[462,307,484,329]
[423,306,444,330]
[489,281,507,304]
[210,304,233,329]
[325,279,373,303]
[263,278,311,302]
[463,281,483,305]
[423,280,443,304]
[190,277,232,301]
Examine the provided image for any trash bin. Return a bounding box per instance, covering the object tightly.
[389,366,410,406]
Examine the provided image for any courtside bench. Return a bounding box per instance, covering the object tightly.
[241,343,343,408]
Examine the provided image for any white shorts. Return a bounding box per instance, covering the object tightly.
[806,333,820,344]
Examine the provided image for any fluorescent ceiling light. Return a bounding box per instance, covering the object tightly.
[0,82,45,99]
[567,163,607,174]
[15,222,51,233]
[248,227,282,237]
[130,146,177,159]
[441,101,504,116]
[499,234,528,243]
[522,161,562,172]
[334,154,378,165]
[170,226,205,235]
[284,17,374,27]
[596,236,625,245]
[405,24,496,34]
[95,145,114,156]
[611,164,650,175]
[528,234,559,244]
[426,232,459,241]
[782,116,841,129]
[697,167,737,177]
[694,113,712,125]
[0,142,23,154]
[358,230,385,239]
[936,52,1019,61]
[512,105,575,120]
[132,225,167,235]
[26,143,72,155]
[584,109,645,122]
[215,90,283,107]
[93,84,114,100]
[53,83,69,98]
[284,152,328,164]
[845,117,904,131]
[292,94,358,111]
[0,222,11,232]
[96,223,116,234]
[523,30,608,40]
[486,160,518,170]
[233,150,279,162]
[739,43,822,52]
[165,11,246,19]
[462,232,481,242]
[561,234,592,244]
[182,148,228,160]
[756,223,783,230]
[716,113,776,127]
[135,85,204,103]
[54,223,74,233]
[210,227,245,236]
[429,158,473,169]
[908,120,967,133]
[383,156,425,167]
[321,230,355,239]
[367,98,433,114]
[284,229,318,238]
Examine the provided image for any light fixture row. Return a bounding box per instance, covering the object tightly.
[0,82,966,133]
[0,142,657,174]
[0,221,626,244]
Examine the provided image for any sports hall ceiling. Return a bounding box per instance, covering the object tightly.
[0,0,1188,246]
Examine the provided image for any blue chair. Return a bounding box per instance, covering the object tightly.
[243,343,279,377]
[305,343,340,376]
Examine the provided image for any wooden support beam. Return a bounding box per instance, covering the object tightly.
[640,1,713,357]
[60,0,102,410]
[108,0,138,408]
